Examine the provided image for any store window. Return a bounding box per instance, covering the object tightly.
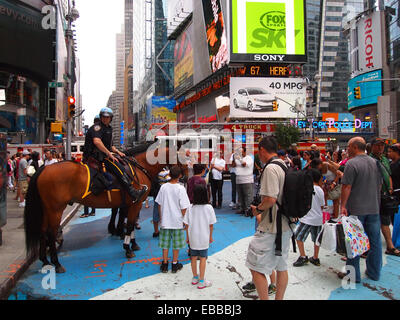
[0,71,40,140]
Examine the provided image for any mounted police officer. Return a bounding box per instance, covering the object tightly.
[83,107,147,203]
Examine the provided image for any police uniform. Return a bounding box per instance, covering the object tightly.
[83,118,146,202]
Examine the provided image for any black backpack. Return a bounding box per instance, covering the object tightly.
[265,159,314,256]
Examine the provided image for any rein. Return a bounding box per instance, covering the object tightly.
[124,156,153,184]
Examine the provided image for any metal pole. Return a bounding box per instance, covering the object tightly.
[66,0,73,160]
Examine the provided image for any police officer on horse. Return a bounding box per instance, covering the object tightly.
[83,107,147,203]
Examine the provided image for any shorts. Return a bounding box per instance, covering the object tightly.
[294,223,322,243]
[152,204,160,223]
[18,180,29,196]
[190,248,208,258]
[159,229,186,250]
[245,230,292,275]
[380,213,395,226]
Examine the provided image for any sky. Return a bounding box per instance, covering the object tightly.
[74,0,124,126]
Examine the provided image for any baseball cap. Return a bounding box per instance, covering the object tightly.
[22,150,30,156]
[371,137,385,145]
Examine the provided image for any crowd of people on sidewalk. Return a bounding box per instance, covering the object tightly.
[147,136,400,299]
[6,149,65,208]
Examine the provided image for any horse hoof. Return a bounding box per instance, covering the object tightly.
[108,225,116,235]
[126,251,136,259]
[55,265,66,274]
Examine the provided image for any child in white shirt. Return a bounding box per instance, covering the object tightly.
[183,184,217,289]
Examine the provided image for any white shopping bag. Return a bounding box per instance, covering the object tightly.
[316,221,338,252]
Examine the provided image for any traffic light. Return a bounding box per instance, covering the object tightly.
[272,100,278,111]
[68,96,76,119]
[354,87,361,99]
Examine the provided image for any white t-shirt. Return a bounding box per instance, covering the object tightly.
[235,155,254,184]
[211,157,226,180]
[300,185,325,226]
[229,154,236,174]
[44,159,58,166]
[183,204,217,250]
[155,183,190,229]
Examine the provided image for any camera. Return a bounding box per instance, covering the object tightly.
[245,195,261,218]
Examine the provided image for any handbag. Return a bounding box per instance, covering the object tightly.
[327,184,342,200]
[27,165,36,177]
[376,160,399,216]
[316,220,338,252]
[340,216,370,259]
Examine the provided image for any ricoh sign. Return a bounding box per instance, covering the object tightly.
[357,11,383,72]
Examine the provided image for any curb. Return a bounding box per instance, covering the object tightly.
[0,204,82,300]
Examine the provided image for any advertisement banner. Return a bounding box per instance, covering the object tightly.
[168,0,193,37]
[174,23,194,96]
[230,0,307,63]
[230,77,306,118]
[147,96,177,124]
[0,133,6,228]
[348,70,383,110]
[202,0,229,72]
[357,11,383,72]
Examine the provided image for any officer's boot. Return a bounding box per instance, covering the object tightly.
[120,174,148,203]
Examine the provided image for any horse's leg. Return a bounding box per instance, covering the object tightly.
[39,234,51,267]
[123,204,141,259]
[128,204,142,253]
[123,222,135,259]
[108,208,118,235]
[117,207,126,239]
[48,230,66,274]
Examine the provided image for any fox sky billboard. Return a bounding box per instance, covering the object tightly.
[230,0,307,63]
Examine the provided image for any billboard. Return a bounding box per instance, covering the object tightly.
[168,0,193,37]
[349,11,383,75]
[348,69,383,110]
[230,0,307,63]
[146,96,177,124]
[174,23,194,96]
[230,77,306,118]
[202,0,229,72]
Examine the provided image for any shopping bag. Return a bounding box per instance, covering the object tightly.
[392,208,400,248]
[336,223,347,256]
[323,206,333,224]
[341,216,370,259]
[316,221,337,252]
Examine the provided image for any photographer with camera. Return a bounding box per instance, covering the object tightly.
[232,147,254,215]
[245,136,290,300]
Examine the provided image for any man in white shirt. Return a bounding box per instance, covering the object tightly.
[210,151,226,209]
[44,150,58,166]
[232,147,254,215]
[229,151,238,209]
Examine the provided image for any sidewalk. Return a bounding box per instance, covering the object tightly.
[0,191,80,300]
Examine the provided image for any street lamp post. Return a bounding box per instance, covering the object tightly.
[65,0,79,160]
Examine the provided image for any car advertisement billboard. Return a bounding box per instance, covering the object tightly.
[230,0,307,63]
[348,69,382,110]
[174,23,194,96]
[230,77,306,118]
[202,0,229,72]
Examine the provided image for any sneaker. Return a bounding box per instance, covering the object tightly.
[89,211,95,216]
[242,282,256,292]
[152,232,159,238]
[160,261,168,273]
[293,256,309,267]
[171,262,183,273]
[229,202,236,208]
[309,257,321,266]
[18,201,25,208]
[197,280,212,289]
[268,284,277,295]
[191,277,199,285]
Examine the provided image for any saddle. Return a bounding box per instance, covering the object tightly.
[83,155,137,198]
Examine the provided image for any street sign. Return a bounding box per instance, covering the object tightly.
[48,82,64,88]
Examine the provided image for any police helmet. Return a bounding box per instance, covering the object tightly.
[94,114,100,123]
[99,107,113,118]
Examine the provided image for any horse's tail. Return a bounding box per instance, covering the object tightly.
[24,166,46,256]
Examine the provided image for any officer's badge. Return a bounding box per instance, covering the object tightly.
[94,125,101,132]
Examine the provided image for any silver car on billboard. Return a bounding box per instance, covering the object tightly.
[232,87,277,112]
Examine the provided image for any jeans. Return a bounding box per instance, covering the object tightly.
[346,214,382,282]
[230,172,237,203]
[211,178,223,207]
[237,183,254,212]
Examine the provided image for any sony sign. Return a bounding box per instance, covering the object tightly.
[357,11,383,72]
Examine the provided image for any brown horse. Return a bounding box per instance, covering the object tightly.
[24,144,186,273]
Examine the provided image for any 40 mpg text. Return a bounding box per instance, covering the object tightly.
[268,82,304,90]
[156,304,242,318]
